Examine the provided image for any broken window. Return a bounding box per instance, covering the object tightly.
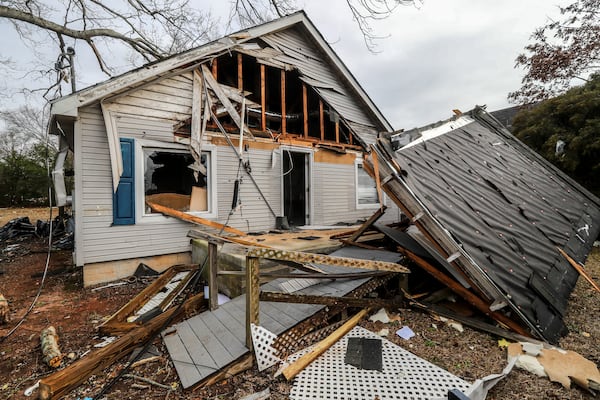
[356,162,379,208]
[143,148,212,215]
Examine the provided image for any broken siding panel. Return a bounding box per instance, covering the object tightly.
[78,106,193,265]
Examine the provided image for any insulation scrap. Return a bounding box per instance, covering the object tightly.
[40,326,63,368]
[508,342,600,391]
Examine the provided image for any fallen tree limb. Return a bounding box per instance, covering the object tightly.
[40,326,62,368]
[38,293,205,400]
[281,308,371,380]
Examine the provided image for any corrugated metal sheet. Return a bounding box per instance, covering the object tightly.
[374,107,600,343]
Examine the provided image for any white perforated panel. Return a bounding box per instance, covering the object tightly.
[251,324,283,371]
[288,326,471,400]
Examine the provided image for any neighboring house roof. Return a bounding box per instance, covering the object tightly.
[490,105,523,131]
[50,11,392,133]
[372,107,600,343]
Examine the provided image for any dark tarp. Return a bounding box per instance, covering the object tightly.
[372,107,600,343]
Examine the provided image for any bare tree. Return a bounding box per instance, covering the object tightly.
[0,105,52,156]
[509,0,600,104]
[231,0,420,52]
[0,0,417,102]
[0,0,217,99]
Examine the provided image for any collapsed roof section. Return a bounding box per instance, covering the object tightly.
[365,107,600,343]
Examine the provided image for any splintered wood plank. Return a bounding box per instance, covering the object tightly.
[201,311,247,358]
[187,316,235,368]
[162,331,204,389]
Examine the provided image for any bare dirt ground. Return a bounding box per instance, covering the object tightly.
[0,207,599,400]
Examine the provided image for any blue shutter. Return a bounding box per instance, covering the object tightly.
[113,138,135,225]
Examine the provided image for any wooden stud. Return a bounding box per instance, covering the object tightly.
[245,256,260,350]
[208,240,219,311]
[260,64,266,131]
[211,57,218,79]
[335,121,340,143]
[302,83,308,138]
[281,69,286,134]
[371,152,384,208]
[281,308,371,380]
[237,53,243,90]
[319,100,325,141]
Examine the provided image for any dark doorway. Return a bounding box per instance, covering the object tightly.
[283,150,309,227]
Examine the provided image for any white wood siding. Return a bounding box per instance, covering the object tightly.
[214,144,282,232]
[79,106,193,264]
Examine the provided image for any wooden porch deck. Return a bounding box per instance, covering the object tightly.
[162,247,402,388]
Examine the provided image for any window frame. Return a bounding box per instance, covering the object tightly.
[354,159,382,210]
[134,139,218,223]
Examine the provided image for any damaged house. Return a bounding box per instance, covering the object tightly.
[48,11,401,286]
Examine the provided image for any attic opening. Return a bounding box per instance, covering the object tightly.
[202,49,361,149]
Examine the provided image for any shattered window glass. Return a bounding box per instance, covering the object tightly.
[143,149,210,214]
[357,163,378,206]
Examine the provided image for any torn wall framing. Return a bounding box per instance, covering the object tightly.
[364,107,600,343]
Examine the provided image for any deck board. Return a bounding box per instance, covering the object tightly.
[163,246,402,388]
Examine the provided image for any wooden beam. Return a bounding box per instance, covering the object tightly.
[246,256,260,350]
[370,152,384,209]
[558,247,600,293]
[281,69,286,134]
[39,293,206,400]
[260,64,266,131]
[347,206,387,243]
[146,198,245,236]
[403,250,530,336]
[302,83,308,138]
[260,291,397,308]
[208,240,219,311]
[246,247,409,273]
[335,121,340,143]
[319,100,325,141]
[281,308,371,380]
[218,270,389,279]
[237,53,243,90]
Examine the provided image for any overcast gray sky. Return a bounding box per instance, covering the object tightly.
[0,0,568,130]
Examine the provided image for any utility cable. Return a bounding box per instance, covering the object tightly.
[0,106,55,343]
